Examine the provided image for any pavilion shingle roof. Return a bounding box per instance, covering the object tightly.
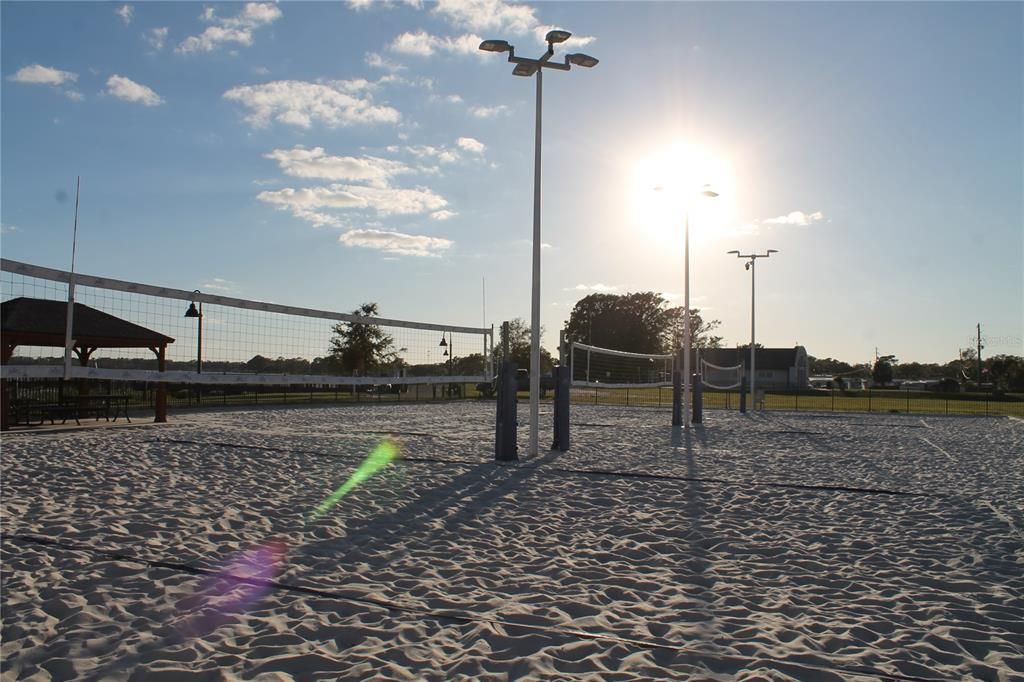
[2,297,174,348]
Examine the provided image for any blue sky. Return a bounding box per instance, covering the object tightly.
[2,1,1021,365]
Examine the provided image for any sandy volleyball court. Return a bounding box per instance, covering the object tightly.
[2,404,1022,680]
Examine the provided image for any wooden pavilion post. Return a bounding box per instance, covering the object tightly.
[1,342,14,432]
[154,345,167,423]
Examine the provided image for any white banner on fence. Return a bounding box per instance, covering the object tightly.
[1,364,486,386]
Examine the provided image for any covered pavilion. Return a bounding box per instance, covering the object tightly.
[1,297,175,430]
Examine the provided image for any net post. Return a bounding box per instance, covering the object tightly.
[552,365,570,451]
[740,376,747,414]
[495,322,518,462]
[693,371,703,424]
[672,348,683,426]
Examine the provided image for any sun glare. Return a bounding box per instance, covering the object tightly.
[629,141,737,244]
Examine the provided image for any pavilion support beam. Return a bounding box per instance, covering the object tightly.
[154,345,167,423]
[0,342,14,432]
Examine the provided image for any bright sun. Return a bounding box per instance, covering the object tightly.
[629,140,737,244]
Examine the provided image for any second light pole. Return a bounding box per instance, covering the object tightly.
[727,249,778,405]
[480,30,598,456]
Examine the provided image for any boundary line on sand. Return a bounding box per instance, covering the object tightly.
[6,533,939,682]
[144,438,941,498]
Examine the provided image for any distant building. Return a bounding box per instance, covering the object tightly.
[697,346,810,390]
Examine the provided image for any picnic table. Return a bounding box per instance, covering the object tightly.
[10,395,131,427]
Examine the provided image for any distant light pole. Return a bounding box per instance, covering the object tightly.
[480,31,599,456]
[727,250,778,405]
[184,290,203,374]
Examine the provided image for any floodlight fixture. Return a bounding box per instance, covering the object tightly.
[479,39,511,53]
[512,62,538,77]
[438,335,448,347]
[546,29,572,44]
[727,250,740,255]
[566,53,599,68]
[768,249,779,254]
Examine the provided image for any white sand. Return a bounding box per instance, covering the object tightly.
[2,404,1022,680]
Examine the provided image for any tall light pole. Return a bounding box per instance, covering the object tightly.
[480,31,598,456]
[184,289,203,374]
[657,185,717,428]
[727,250,778,405]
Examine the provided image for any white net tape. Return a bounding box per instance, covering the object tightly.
[701,359,744,390]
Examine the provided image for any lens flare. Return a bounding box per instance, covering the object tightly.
[308,439,400,522]
[181,537,288,639]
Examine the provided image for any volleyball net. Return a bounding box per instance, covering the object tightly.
[569,342,675,388]
[1,258,492,389]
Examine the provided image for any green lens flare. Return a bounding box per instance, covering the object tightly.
[307,440,399,522]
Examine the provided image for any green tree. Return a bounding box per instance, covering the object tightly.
[328,303,397,376]
[565,291,722,354]
[808,356,856,376]
[987,355,1024,392]
[872,354,897,386]
[665,306,724,351]
[492,318,554,373]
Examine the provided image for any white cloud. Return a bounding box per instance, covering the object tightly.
[265,146,412,186]
[404,144,460,164]
[64,90,85,101]
[202,277,238,293]
[223,80,400,129]
[365,51,405,72]
[257,184,448,225]
[9,64,77,86]
[339,229,452,257]
[1,223,19,234]
[145,27,169,50]
[434,0,537,34]
[446,94,463,104]
[176,2,282,54]
[762,210,825,226]
[468,104,508,118]
[389,31,483,57]
[430,209,457,220]
[566,283,618,293]
[116,4,133,25]
[456,136,485,154]
[104,75,164,106]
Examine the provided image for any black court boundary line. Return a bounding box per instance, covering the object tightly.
[144,437,940,498]
[5,533,939,682]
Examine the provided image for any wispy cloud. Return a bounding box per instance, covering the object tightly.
[349,0,423,10]
[176,2,282,54]
[105,75,164,106]
[433,0,537,35]
[389,30,483,57]
[456,136,485,154]
[339,228,452,257]
[565,283,618,293]
[430,209,457,220]
[116,4,133,25]
[8,64,77,86]
[265,146,413,186]
[202,277,238,293]
[257,184,448,226]
[365,51,405,72]
[1,223,20,235]
[468,104,509,118]
[762,210,825,226]
[223,80,400,129]
[145,27,169,51]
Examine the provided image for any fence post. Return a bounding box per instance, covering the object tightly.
[867,389,871,413]
[626,387,630,407]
